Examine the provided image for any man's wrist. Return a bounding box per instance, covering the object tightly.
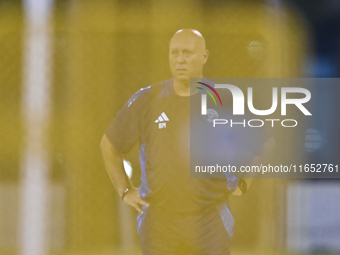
[121,187,131,200]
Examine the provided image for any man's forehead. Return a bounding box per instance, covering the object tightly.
[169,35,202,50]
[170,38,197,49]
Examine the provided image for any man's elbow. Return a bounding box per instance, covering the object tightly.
[100,135,110,152]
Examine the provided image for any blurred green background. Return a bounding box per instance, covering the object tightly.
[1,0,340,255]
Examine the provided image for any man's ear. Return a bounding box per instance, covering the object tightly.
[203,49,209,64]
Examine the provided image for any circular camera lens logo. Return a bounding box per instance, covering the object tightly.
[204,109,219,123]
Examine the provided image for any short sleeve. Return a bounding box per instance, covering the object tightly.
[105,86,151,154]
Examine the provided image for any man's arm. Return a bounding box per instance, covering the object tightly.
[100,134,149,213]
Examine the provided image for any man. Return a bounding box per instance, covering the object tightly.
[101,29,273,255]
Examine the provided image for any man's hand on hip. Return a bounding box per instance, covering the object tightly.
[123,187,150,214]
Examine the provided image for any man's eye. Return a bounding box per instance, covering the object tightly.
[171,52,178,57]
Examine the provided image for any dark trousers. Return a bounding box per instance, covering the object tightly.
[139,206,231,255]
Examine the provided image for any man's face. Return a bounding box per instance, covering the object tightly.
[169,35,208,82]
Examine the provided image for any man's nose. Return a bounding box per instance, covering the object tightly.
[176,52,185,63]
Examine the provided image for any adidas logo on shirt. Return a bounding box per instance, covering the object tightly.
[155,112,169,129]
